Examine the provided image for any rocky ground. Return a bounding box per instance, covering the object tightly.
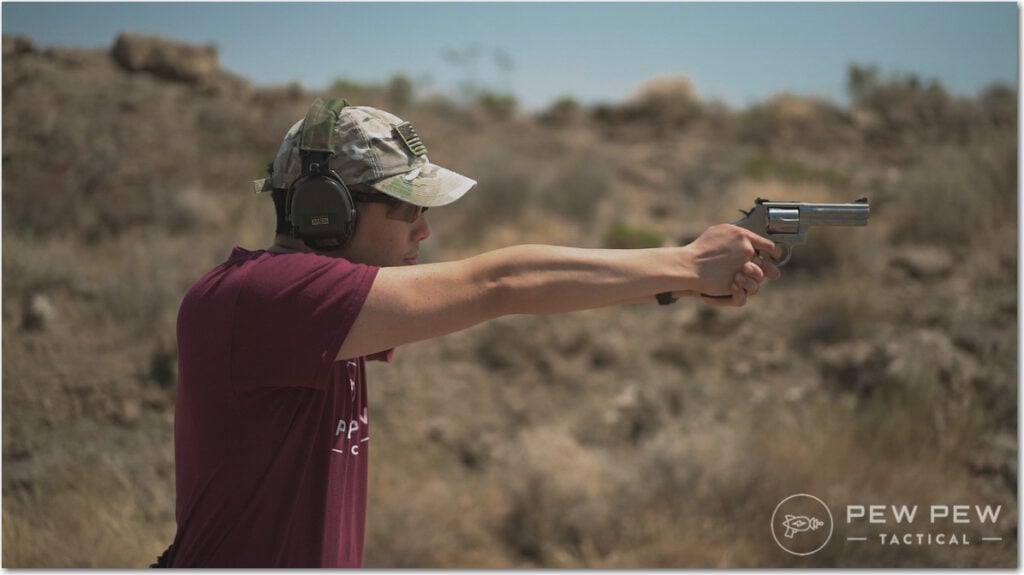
[2,33,1017,567]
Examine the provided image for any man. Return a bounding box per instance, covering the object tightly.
[163,101,781,567]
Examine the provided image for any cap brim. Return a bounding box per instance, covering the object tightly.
[370,162,476,208]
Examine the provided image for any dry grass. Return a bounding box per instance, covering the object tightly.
[889,134,1017,249]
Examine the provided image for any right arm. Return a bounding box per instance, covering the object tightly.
[337,224,781,360]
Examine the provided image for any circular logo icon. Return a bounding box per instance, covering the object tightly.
[771,493,834,556]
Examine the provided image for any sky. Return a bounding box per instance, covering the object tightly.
[1,2,1018,111]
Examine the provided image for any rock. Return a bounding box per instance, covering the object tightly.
[22,294,57,332]
[890,246,954,279]
[111,32,218,84]
[113,398,142,426]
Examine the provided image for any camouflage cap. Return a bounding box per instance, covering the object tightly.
[253,105,476,207]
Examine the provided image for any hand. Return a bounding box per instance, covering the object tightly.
[701,254,782,307]
[675,224,782,307]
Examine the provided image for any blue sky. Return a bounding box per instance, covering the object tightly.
[2,2,1017,110]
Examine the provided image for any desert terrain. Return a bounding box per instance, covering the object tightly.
[2,33,1017,567]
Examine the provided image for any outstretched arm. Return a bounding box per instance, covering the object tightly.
[337,224,781,360]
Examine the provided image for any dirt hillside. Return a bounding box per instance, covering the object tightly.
[2,33,1017,567]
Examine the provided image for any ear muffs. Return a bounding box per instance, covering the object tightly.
[285,98,358,251]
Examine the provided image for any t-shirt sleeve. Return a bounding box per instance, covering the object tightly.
[231,253,378,391]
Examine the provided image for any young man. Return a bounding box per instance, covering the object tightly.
[164,102,781,567]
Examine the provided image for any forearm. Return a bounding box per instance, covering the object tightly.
[341,244,697,359]
[478,244,697,315]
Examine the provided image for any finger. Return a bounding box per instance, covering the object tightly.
[742,261,765,283]
[740,230,780,257]
[747,235,785,262]
[701,294,736,307]
[730,282,747,306]
[703,284,745,307]
[733,280,749,304]
[734,274,759,296]
[755,257,782,281]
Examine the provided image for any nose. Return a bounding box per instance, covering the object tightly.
[413,213,431,242]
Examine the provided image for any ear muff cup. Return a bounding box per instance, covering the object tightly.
[286,169,358,252]
[285,97,357,251]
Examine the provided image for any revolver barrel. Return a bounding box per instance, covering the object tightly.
[761,199,870,231]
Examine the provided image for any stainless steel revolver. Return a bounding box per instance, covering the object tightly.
[657,197,870,304]
[729,197,870,266]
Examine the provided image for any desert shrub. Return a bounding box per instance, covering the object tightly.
[476,91,518,121]
[451,149,535,241]
[742,152,849,187]
[500,427,622,565]
[738,94,853,148]
[539,156,611,223]
[3,431,175,567]
[792,272,881,347]
[629,75,701,127]
[976,83,1017,131]
[847,64,980,146]
[602,222,663,249]
[385,74,415,112]
[328,76,386,105]
[889,135,1016,248]
[848,362,988,461]
[592,76,701,131]
[537,96,584,128]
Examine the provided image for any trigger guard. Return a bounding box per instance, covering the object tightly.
[762,243,792,267]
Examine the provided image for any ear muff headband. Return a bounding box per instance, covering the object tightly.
[286,97,358,251]
[300,97,347,154]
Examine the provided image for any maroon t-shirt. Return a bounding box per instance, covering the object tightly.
[169,247,383,567]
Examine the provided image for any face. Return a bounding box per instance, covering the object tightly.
[336,201,431,267]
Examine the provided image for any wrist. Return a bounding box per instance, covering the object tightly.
[668,245,701,293]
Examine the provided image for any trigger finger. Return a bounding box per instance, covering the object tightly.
[746,232,781,259]
[754,257,782,281]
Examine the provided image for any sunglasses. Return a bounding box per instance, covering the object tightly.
[350,189,429,224]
